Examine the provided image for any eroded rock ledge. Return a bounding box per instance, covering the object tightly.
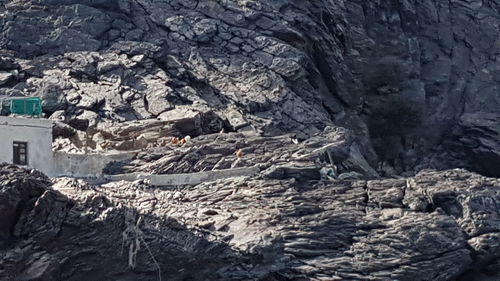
[2,0,500,177]
[1,164,499,281]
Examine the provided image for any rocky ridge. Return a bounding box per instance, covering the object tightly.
[1,0,500,280]
[0,0,499,176]
[104,126,378,179]
[1,164,500,280]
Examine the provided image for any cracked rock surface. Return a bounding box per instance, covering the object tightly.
[1,0,500,280]
[1,165,500,280]
[1,0,499,176]
[105,126,378,179]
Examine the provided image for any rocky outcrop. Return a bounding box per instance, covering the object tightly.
[450,113,500,177]
[343,0,500,176]
[1,0,499,175]
[0,0,347,140]
[106,126,378,179]
[1,1,499,280]
[0,165,50,245]
[1,165,500,280]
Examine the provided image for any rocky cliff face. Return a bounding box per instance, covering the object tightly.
[1,1,500,280]
[1,164,500,281]
[1,0,499,176]
[343,1,500,177]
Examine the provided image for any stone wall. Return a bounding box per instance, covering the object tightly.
[53,151,136,178]
[105,166,260,186]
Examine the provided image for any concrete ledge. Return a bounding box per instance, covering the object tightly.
[0,116,52,128]
[104,166,260,186]
[53,151,137,178]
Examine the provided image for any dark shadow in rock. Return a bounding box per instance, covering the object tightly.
[0,165,289,281]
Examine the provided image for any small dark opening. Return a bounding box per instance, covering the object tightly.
[13,141,28,166]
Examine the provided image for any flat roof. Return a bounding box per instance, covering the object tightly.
[0,116,52,129]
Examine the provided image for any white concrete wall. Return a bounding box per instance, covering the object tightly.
[105,166,260,186]
[53,151,136,178]
[0,116,54,176]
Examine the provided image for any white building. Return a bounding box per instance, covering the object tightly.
[0,116,53,176]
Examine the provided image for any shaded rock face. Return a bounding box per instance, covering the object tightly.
[0,165,50,246]
[343,1,500,176]
[449,113,500,177]
[1,165,500,280]
[0,165,251,281]
[1,0,498,175]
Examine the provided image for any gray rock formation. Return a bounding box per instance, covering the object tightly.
[1,164,500,280]
[344,1,500,177]
[1,0,500,280]
[105,126,378,179]
[0,165,50,246]
[1,0,498,176]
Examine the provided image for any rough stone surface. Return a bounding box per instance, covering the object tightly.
[106,126,378,179]
[1,0,499,175]
[0,165,50,245]
[1,165,500,280]
[1,0,500,280]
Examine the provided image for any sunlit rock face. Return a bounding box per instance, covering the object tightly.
[1,165,500,280]
[1,2,500,279]
[1,0,499,175]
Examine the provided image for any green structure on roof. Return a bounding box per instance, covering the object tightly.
[9,97,42,117]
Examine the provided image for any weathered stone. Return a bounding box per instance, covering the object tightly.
[450,113,500,177]
[2,0,496,177]
[0,165,50,245]
[1,165,499,280]
[0,72,14,86]
[0,0,500,279]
